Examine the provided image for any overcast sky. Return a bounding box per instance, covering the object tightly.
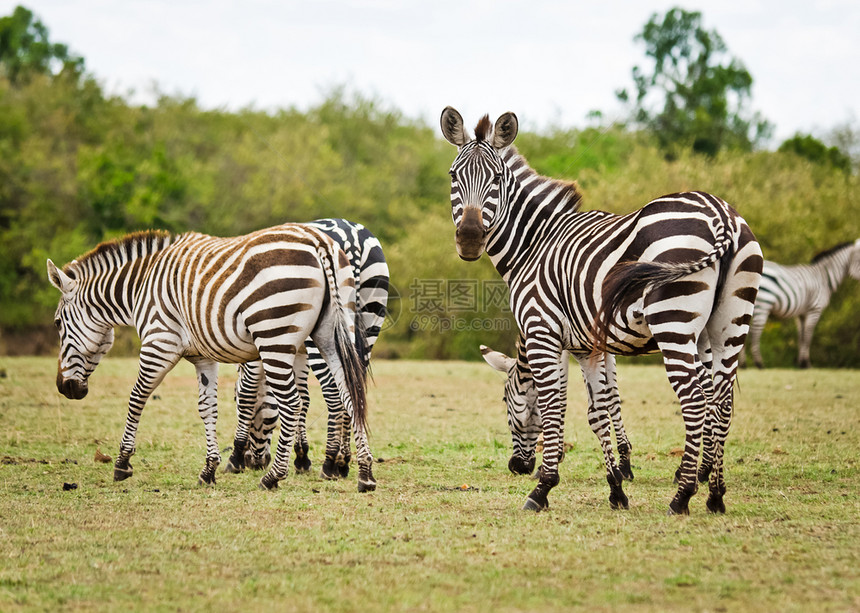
[8,0,860,144]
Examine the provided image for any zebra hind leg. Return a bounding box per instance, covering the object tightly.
[291,349,312,474]
[604,354,634,481]
[258,359,304,491]
[577,354,628,510]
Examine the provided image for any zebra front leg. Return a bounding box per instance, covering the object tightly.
[604,354,634,481]
[225,362,260,474]
[577,353,627,510]
[245,374,277,470]
[115,348,181,482]
[310,347,351,480]
[522,338,564,512]
[292,350,313,475]
[190,359,221,486]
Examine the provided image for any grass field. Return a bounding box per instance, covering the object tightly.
[0,357,858,612]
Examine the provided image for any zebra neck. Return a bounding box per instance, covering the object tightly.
[69,231,177,326]
[486,149,583,281]
[815,249,850,292]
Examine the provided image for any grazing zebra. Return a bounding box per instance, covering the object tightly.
[227,218,389,479]
[480,335,634,483]
[743,239,860,369]
[47,224,376,492]
[441,107,762,514]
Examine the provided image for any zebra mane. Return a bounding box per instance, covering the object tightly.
[65,230,177,277]
[474,115,492,143]
[502,146,584,211]
[811,241,853,264]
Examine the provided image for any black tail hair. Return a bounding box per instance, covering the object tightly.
[319,245,368,435]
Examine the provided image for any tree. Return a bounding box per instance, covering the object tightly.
[778,134,851,173]
[617,7,771,157]
[0,5,83,84]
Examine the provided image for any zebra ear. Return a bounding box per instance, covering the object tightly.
[47,259,76,294]
[492,112,518,149]
[480,344,515,373]
[441,106,469,146]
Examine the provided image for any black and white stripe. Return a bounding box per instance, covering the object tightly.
[743,239,860,368]
[227,219,389,480]
[47,224,376,492]
[442,108,762,514]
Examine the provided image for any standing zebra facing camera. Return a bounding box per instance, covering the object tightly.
[441,107,762,515]
[742,239,860,368]
[47,223,376,493]
[225,218,389,481]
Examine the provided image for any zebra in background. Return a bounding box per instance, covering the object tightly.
[441,107,762,515]
[226,219,389,480]
[47,224,376,492]
[743,239,860,368]
[480,336,634,483]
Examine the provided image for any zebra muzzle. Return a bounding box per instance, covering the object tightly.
[455,208,487,261]
[57,375,88,400]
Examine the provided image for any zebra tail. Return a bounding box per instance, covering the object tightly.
[319,244,369,436]
[593,234,735,350]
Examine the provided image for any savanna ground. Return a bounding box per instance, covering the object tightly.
[0,357,857,612]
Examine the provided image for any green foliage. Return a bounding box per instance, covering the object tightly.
[617,7,771,157]
[0,6,857,365]
[0,5,84,84]
[778,133,852,173]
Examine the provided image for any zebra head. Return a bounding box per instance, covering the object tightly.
[480,344,540,476]
[440,107,518,261]
[47,259,115,400]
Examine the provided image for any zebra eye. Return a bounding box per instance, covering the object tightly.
[54,318,61,329]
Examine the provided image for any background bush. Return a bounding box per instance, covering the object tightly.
[1,24,857,365]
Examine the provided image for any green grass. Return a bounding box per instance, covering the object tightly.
[1,357,858,612]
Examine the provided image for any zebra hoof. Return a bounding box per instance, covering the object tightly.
[706,494,726,514]
[197,474,216,487]
[357,479,377,493]
[667,499,691,516]
[609,491,629,510]
[259,474,279,490]
[294,455,312,475]
[522,496,546,512]
[320,457,338,480]
[619,461,635,481]
[113,465,133,482]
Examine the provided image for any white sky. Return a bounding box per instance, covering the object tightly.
[7,0,860,144]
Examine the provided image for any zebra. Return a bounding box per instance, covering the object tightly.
[480,334,634,483]
[743,239,860,369]
[47,224,376,492]
[226,218,389,480]
[441,107,762,514]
